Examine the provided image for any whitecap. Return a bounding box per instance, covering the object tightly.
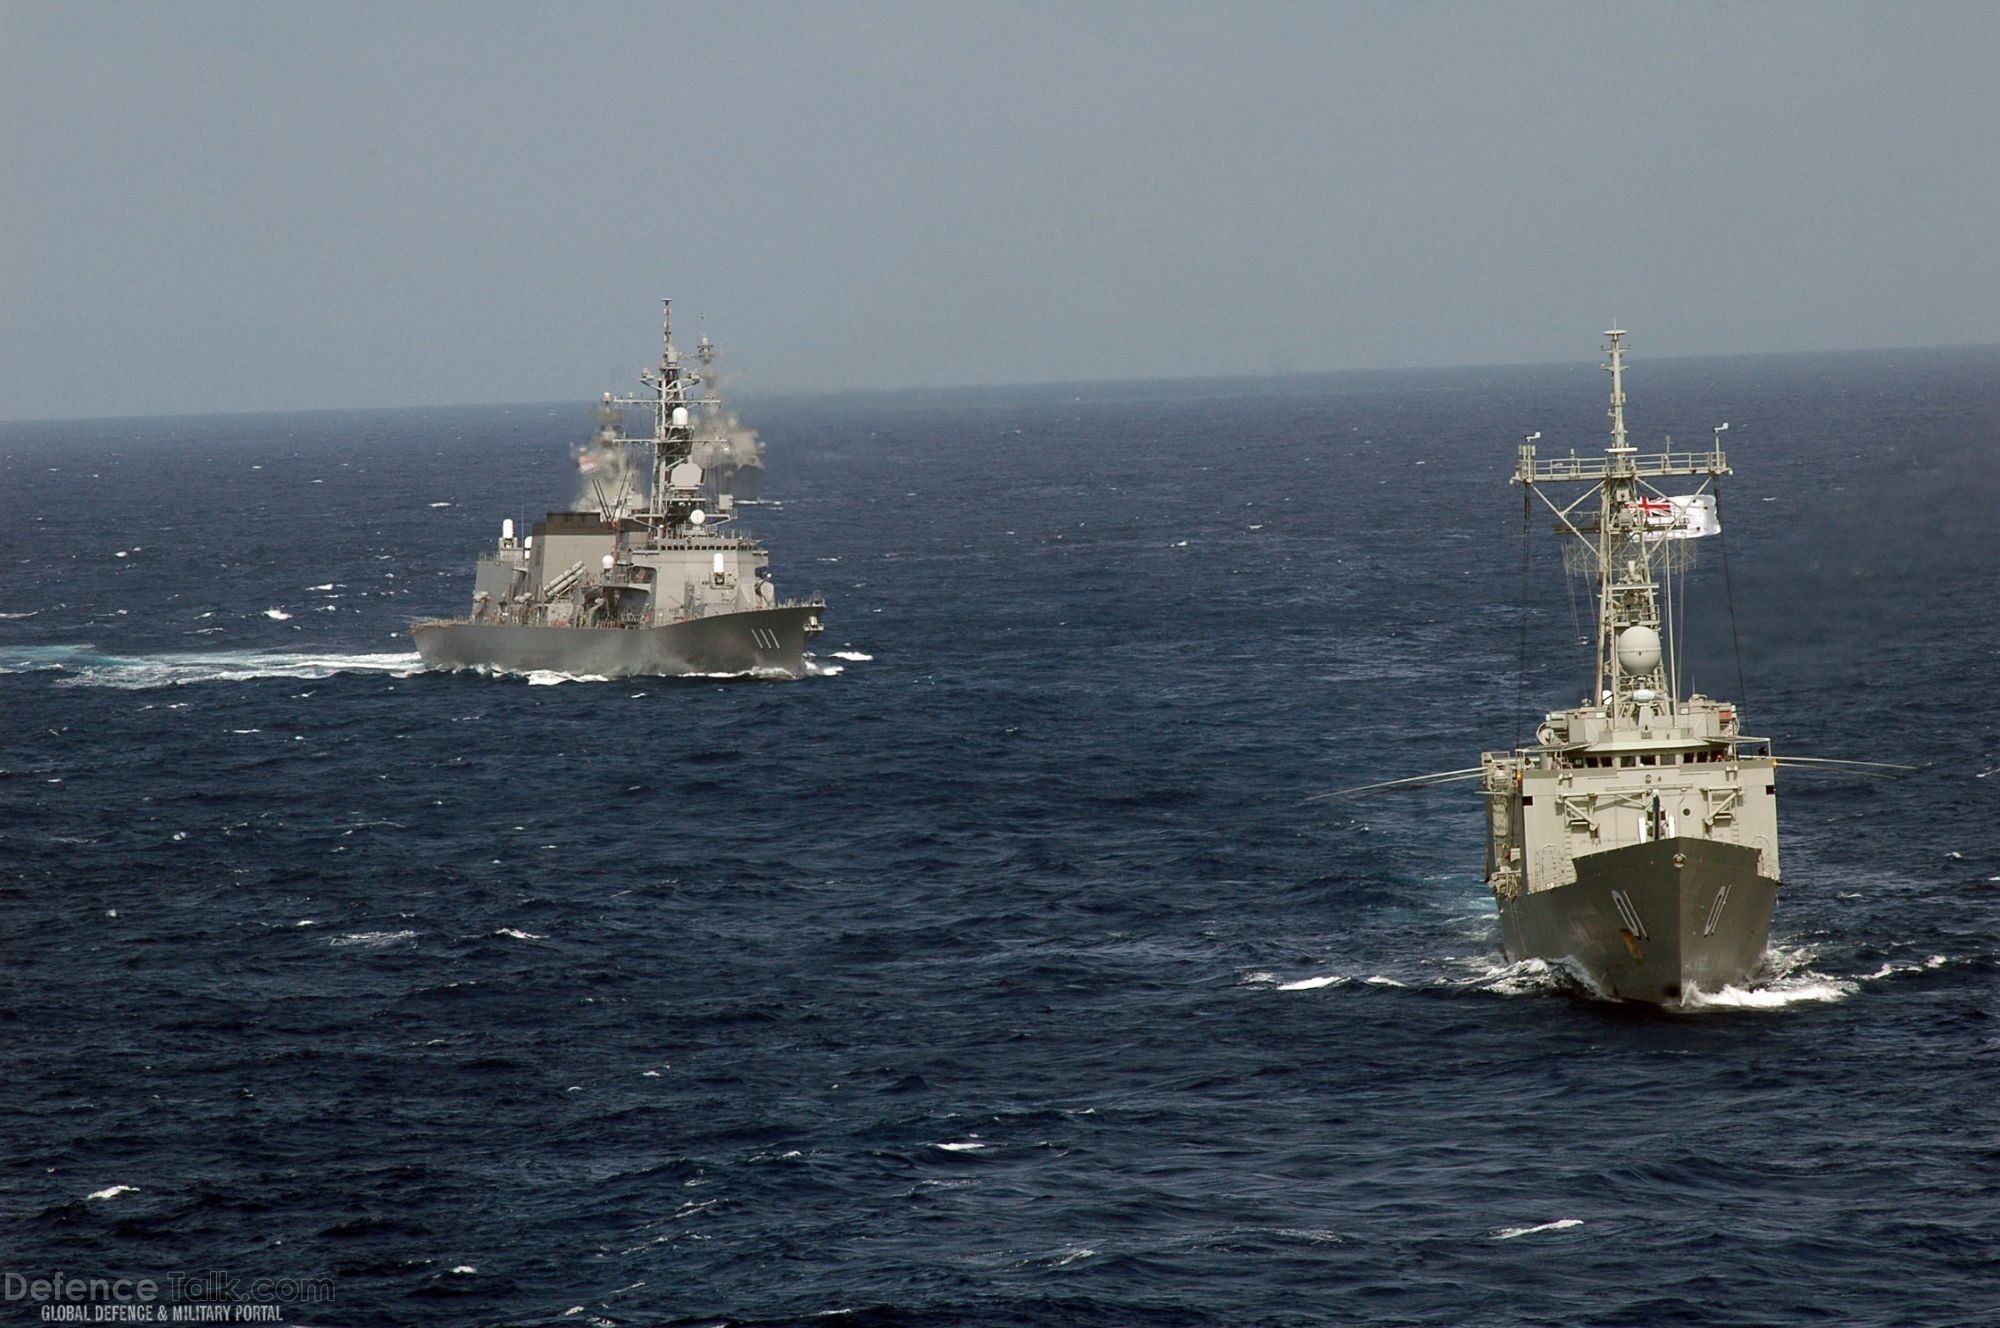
[934,1140,986,1152]
[1277,974,1348,991]
[1495,1218,1582,1240]
[495,928,544,941]
[87,1185,140,1201]
[832,651,873,662]
[449,1265,476,1275]
[329,930,418,948]
[263,608,293,621]
[429,502,454,509]
[1275,1228,1342,1244]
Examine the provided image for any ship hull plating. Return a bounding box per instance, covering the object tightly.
[411,605,820,680]
[1498,837,1778,1006]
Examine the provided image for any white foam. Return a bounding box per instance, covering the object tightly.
[1277,974,1349,991]
[523,670,613,686]
[1495,1218,1582,1240]
[263,608,293,620]
[429,502,454,509]
[1685,972,1855,1010]
[449,1265,476,1275]
[832,651,873,662]
[934,1140,986,1152]
[0,643,93,674]
[43,648,422,689]
[494,928,544,941]
[0,610,40,619]
[1275,1228,1342,1244]
[87,1185,140,1201]
[329,930,418,948]
[1449,956,1571,997]
[804,661,844,677]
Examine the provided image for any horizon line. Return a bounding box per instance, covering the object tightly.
[5,338,1994,430]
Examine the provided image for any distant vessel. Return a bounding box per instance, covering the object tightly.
[413,302,824,678]
[1482,329,1777,1004]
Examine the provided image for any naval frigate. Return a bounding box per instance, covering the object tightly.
[1482,329,1776,1004]
[412,302,825,678]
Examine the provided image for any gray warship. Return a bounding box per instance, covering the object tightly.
[1477,329,1777,1004]
[413,302,825,678]
[1326,330,1790,1006]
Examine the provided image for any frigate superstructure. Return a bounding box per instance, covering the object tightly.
[1481,329,1777,1004]
[413,302,824,678]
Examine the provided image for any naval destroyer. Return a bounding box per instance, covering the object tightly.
[412,303,825,678]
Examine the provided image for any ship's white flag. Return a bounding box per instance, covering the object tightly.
[1631,494,1719,540]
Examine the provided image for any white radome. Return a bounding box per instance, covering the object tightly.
[1616,625,1662,674]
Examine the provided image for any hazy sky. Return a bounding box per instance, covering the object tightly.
[3,0,1996,419]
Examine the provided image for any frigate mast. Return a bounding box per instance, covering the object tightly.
[1514,328,1730,734]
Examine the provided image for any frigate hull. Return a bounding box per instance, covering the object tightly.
[412,605,820,680]
[1498,837,1778,1006]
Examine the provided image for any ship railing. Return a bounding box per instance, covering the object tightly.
[1518,448,1729,484]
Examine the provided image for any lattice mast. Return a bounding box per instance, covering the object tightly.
[1513,329,1730,731]
[597,300,723,535]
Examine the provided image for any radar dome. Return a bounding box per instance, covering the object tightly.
[1616,625,1662,674]
[672,406,690,429]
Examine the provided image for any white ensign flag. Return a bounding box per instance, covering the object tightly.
[1631,494,1720,540]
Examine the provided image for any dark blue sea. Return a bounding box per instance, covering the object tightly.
[3,347,1996,1327]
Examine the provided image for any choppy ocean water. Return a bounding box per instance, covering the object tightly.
[2,347,1995,1326]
